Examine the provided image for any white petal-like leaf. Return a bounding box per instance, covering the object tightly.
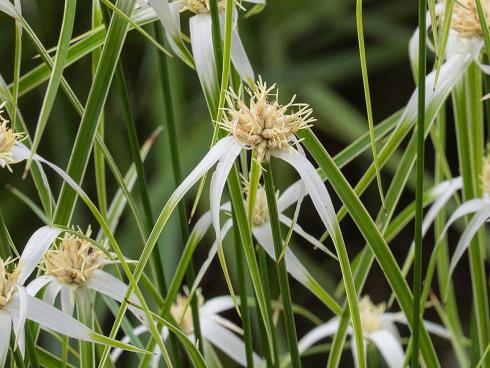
[0,311,11,367]
[449,208,490,277]
[210,142,242,247]
[278,214,337,259]
[85,269,146,324]
[200,296,235,316]
[18,226,62,285]
[43,279,63,306]
[200,319,262,367]
[298,318,340,353]
[60,285,75,316]
[26,275,56,296]
[439,198,489,241]
[369,329,405,368]
[190,14,219,110]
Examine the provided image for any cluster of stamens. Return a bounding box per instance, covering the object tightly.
[221,77,315,163]
[0,103,22,172]
[439,0,490,38]
[481,151,490,201]
[43,231,105,286]
[170,288,204,335]
[0,258,20,308]
[358,296,385,334]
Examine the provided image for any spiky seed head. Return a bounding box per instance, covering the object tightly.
[0,258,20,308]
[439,0,490,38]
[221,77,315,163]
[358,295,385,334]
[170,288,204,335]
[43,230,105,286]
[241,178,272,226]
[0,103,22,172]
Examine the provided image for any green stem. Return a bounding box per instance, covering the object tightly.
[232,208,255,368]
[412,0,427,365]
[257,248,279,368]
[77,289,95,368]
[263,160,302,368]
[93,0,108,218]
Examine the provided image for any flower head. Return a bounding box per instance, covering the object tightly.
[170,288,204,335]
[439,0,490,38]
[43,231,105,286]
[359,296,385,334]
[0,258,20,308]
[222,77,315,163]
[0,103,22,171]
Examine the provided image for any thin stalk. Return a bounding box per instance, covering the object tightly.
[355,0,385,209]
[153,24,204,352]
[263,160,302,368]
[257,248,280,368]
[77,289,95,368]
[10,334,25,368]
[11,1,22,133]
[93,0,108,218]
[412,0,427,365]
[232,208,254,367]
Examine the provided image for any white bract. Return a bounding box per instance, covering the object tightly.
[27,230,146,324]
[435,153,490,280]
[0,227,142,367]
[298,296,452,368]
[144,0,263,110]
[111,291,262,367]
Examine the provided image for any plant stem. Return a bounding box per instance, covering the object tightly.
[263,160,302,368]
[232,208,255,367]
[77,289,95,368]
[412,0,427,365]
[153,24,204,353]
[257,248,279,368]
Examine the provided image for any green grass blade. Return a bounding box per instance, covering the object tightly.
[53,0,136,224]
[298,128,440,367]
[24,0,77,175]
[263,160,302,368]
[356,0,385,211]
[412,0,428,365]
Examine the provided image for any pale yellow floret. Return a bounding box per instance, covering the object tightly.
[242,178,276,226]
[43,230,105,286]
[0,103,22,172]
[0,258,20,308]
[221,77,315,163]
[358,296,385,334]
[184,0,242,14]
[170,288,204,335]
[439,0,490,38]
[481,151,490,200]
